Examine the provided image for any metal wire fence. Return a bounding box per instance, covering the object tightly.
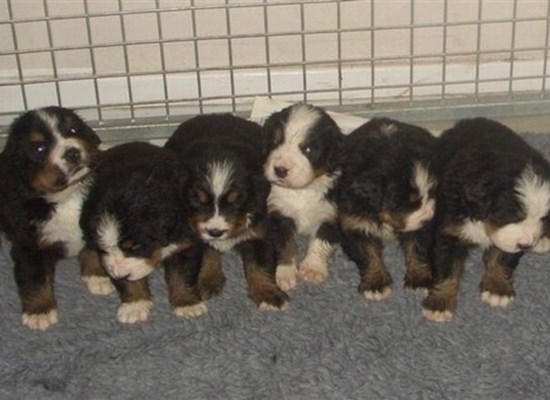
[0,0,549,143]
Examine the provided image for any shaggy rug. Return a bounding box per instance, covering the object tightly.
[1,131,550,400]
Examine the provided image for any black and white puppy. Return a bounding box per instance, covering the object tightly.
[262,103,344,290]
[334,118,437,300]
[164,114,288,310]
[422,118,550,322]
[0,106,101,330]
[80,142,221,324]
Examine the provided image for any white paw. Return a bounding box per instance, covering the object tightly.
[82,276,115,295]
[363,287,392,301]
[276,264,298,291]
[299,261,328,284]
[422,308,454,322]
[481,291,513,308]
[258,301,288,312]
[116,300,152,324]
[22,309,59,331]
[173,302,208,319]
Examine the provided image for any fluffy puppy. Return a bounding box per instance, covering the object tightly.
[422,118,550,322]
[334,118,437,300]
[262,103,344,290]
[80,142,221,323]
[164,114,288,310]
[0,106,101,330]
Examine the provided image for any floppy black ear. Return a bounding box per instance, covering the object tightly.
[463,173,496,219]
[337,170,384,215]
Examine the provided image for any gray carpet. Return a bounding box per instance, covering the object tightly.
[2,133,550,400]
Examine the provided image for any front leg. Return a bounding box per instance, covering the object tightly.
[12,245,60,330]
[422,233,468,322]
[237,238,289,311]
[479,246,522,307]
[164,244,208,319]
[197,246,225,300]
[269,212,298,291]
[399,223,433,292]
[112,278,153,324]
[341,230,392,301]
[299,221,339,284]
[79,247,115,295]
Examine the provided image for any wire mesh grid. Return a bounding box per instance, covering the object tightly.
[0,0,549,143]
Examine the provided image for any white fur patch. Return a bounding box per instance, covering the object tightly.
[264,104,321,188]
[276,263,298,291]
[38,182,88,257]
[82,275,115,295]
[299,238,334,283]
[117,300,152,324]
[363,287,392,301]
[481,291,513,307]
[22,309,59,330]
[268,173,338,237]
[173,302,208,318]
[207,229,256,253]
[96,213,156,281]
[458,166,550,253]
[402,162,436,232]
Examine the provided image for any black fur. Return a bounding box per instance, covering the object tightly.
[334,118,437,297]
[422,118,550,321]
[0,106,101,329]
[165,114,287,309]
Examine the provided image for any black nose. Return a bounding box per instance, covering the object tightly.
[274,166,288,178]
[64,147,81,163]
[207,229,226,238]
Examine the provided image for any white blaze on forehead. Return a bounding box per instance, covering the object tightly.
[284,104,321,145]
[200,160,233,238]
[413,162,436,199]
[515,166,550,221]
[97,213,120,251]
[207,160,234,198]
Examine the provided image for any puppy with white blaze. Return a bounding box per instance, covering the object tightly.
[333,118,437,301]
[80,142,221,324]
[262,103,345,290]
[422,118,550,322]
[164,114,288,311]
[0,106,102,330]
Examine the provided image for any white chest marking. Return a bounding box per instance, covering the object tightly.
[268,174,338,237]
[39,184,88,257]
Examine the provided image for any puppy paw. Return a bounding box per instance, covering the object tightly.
[82,276,115,296]
[173,302,208,319]
[117,300,152,324]
[276,264,298,291]
[299,261,328,284]
[22,309,59,331]
[422,295,455,322]
[404,273,432,293]
[422,308,454,322]
[481,291,514,308]
[258,301,289,312]
[363,286,392,301]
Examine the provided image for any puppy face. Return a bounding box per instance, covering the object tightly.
[186,159,263,244]
[263,103,342,188]
[459,167,550,253]
[6,106,101,194]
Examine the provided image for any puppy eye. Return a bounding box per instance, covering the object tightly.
[69,127,77,135]
[196,190,209,205]
[409,192,420,204]
[34,143,47,157]
[226,190,240,204]
[303,146,312,154]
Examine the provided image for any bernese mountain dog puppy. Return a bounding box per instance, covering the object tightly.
[262,103,345,290]
[422,118,550,322]
[80,142,222,323]
[0,106,101,330]
[334,118,437,300]
[164,114,288,311]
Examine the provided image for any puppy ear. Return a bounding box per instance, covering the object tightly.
[463,173,496,219]
[252,172,271,211]
[337,171,383,214]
